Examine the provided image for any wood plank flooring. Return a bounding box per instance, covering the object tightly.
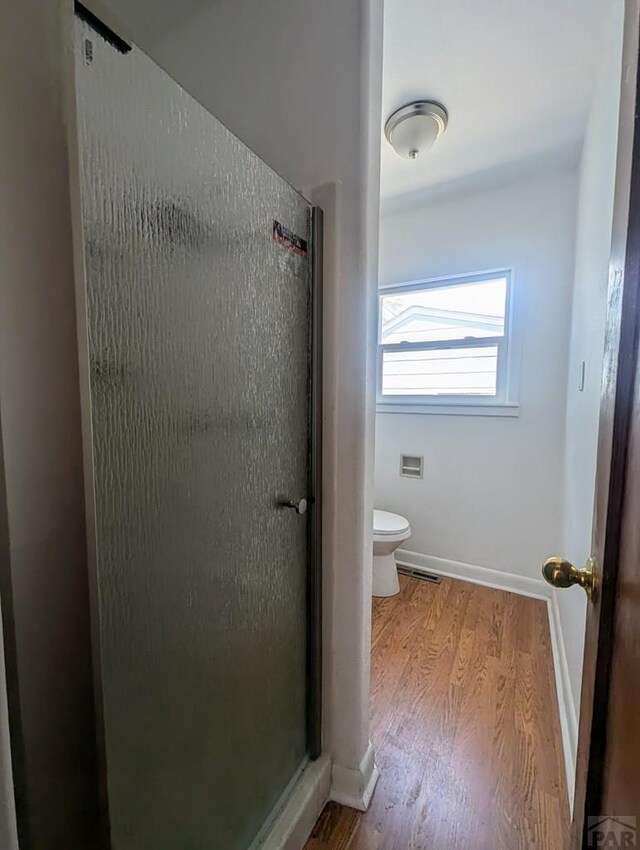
[305,575,569,850]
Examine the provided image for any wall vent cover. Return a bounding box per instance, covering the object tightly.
[400,454,423,479]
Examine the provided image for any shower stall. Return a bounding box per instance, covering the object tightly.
[68,8,322,847]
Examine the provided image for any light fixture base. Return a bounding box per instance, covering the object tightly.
[384,101,448,160]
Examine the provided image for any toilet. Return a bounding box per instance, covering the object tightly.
[373,509,411,597]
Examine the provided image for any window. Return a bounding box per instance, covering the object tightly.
[377,270,517,415]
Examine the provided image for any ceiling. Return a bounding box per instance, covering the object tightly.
[381,0,614,204]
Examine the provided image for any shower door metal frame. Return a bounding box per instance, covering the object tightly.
[308,206,324,762]
[68,5,325,843]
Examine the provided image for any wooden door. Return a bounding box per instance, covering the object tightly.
[570,2,640,846]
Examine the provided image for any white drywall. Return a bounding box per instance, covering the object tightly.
[376,169,578,579]
[93,0,383,808]
[1,1,105,843]
[559,0,625,728]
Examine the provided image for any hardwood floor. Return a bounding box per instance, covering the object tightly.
[305,575,569,850]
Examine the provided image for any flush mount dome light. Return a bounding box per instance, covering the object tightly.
[384,101,448,160]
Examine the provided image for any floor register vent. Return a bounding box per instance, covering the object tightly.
[398,566,442,584]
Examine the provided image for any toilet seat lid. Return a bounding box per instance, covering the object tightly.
[374,509,410,536]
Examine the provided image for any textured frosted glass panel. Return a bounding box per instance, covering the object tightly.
[74,20,310,850]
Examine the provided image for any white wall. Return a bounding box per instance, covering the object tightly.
[559,0,625,736]
[376,169,578,578]
[92,0,384,808]
[0,2,106,844]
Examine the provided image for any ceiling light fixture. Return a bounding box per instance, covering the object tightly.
[384,101,448,160]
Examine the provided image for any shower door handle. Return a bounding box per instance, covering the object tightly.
[279,498,308,516]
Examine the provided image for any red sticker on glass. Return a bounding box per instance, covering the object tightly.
[272,220,308,257]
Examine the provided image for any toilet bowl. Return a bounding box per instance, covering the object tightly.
[373,509,411,597]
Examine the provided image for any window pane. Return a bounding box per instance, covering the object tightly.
[380,277,507,344]
[381,346,498,396]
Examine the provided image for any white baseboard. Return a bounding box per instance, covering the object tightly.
[395,548,577,810]
[251,754,332,850]
[330,741,379,811]
[396,549,551,600]
[547,591,579,812]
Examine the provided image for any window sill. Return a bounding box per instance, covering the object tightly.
[376,401,520,417]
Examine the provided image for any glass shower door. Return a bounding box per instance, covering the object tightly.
[74,17,313,850]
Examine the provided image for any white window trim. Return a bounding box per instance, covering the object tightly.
[376,268,520,416]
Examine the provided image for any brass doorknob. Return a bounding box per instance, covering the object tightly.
[542,556,597,600]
